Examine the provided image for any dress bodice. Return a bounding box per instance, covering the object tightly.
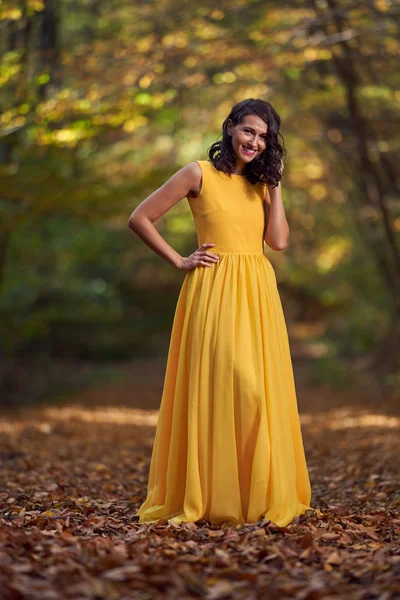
[187,160,267,255]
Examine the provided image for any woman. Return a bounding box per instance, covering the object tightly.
[128,98,316,527]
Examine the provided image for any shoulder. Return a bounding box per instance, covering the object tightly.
[182,161,207,199]
[184,160,203,177]
[178,160,205,179]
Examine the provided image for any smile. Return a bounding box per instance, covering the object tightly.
[241,146,257,156]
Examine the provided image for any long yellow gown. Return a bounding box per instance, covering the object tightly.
[136,160,314,527]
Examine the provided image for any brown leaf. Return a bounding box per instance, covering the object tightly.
[102,564,141,581]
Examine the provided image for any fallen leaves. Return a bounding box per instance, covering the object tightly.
[0,382,399,599]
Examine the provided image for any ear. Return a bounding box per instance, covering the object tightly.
[226,119,234,136]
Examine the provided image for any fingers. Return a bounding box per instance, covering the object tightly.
[190,243,220,269]
[197,253,219,265]
[197,245,219,260]
[203,251,219,261]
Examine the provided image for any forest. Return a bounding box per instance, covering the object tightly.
[0,0,398,402]
[0,1,399,598]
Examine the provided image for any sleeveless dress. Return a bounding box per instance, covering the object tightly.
[136,160,314,527]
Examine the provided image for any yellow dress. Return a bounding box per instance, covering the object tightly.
[136,160,314,527]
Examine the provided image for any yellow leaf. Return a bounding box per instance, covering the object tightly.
[41,509,57,517]
[364,480,376,488]
[326,551,342,565]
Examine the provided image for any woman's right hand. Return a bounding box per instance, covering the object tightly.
[179,243,220,271]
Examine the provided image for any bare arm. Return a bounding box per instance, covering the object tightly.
[263,181,290,251]
[128,161,219,270]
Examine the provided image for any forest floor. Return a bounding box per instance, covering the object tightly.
[0,357,399,599]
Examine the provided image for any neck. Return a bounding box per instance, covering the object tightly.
[234,157,246,175]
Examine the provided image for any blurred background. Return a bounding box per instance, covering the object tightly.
[0,0,399,407]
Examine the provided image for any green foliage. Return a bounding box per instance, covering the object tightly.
[0,214,184,359]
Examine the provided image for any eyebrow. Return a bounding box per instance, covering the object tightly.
[242,125,268,135]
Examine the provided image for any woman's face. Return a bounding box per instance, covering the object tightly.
[227,114,268,170]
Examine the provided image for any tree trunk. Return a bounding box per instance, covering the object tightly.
[309,0,400,376]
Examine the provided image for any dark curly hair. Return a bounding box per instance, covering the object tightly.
[207,98,286,188]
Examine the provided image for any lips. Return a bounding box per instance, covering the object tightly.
[241,146,257,156]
